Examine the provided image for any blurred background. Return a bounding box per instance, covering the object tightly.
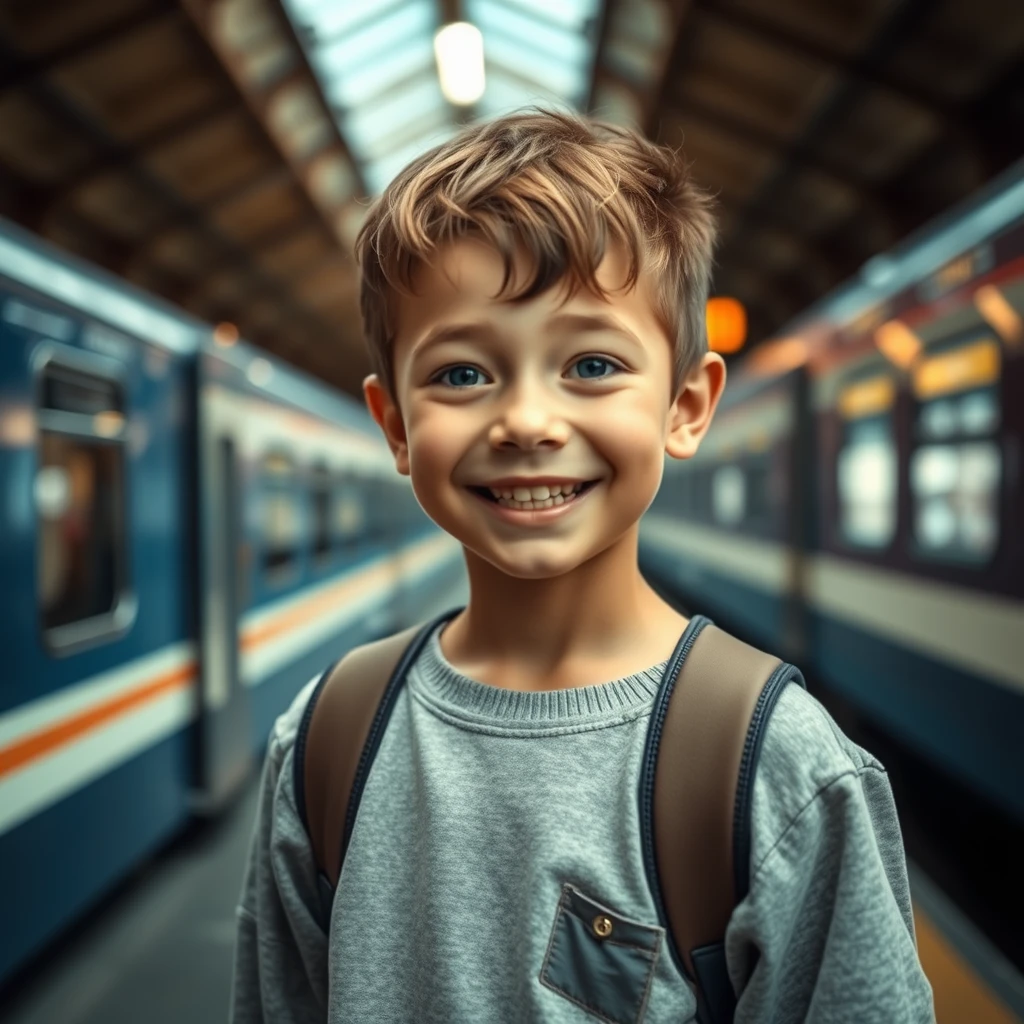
[0,0,1021,1021]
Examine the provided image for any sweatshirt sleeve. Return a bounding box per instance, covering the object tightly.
[230,680,329,1024]
[726,686,936,1024]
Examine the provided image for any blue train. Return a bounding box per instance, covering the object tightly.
[642,162,1024,823]
[0,220,465,985]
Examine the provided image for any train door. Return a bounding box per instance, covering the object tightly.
[194,368,252,811]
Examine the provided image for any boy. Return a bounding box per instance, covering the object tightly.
[231,111,934,1022]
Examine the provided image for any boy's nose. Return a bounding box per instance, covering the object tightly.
[488,392,571,451]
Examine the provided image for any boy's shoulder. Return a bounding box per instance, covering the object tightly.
[753,682,886,847]
[268,675,323,764]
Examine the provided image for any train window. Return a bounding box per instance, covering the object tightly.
[909,338,1001,563]
[711,465,745,525]
[335,476,366,545]
[36,362,129,646]
[836,373,898,550]
[261,452,300,574]
[744,456,775,530]
[310,463,332,559]
[910,442,1000,559]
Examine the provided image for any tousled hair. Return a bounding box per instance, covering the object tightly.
[355,109,716,397]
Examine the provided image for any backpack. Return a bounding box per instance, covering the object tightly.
[293,607,804,1024]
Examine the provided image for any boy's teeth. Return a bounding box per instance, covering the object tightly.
[489,482,582,501]
[485,481,588,509]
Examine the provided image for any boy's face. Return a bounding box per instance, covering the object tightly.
[365,236,724,580]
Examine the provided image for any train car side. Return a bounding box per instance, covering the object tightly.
[0,221,465,986]
[0,224,203,984]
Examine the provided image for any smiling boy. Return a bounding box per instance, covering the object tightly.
[231,111,934,1023]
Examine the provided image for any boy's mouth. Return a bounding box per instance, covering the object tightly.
[468,480,599,511]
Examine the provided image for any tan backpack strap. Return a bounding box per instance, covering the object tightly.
[297,610,461,898]
[653,620,786,1013]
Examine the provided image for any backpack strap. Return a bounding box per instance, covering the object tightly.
[645,616,803,1024]
[294,609,462,924]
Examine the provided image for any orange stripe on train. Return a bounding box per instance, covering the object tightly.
[0,663,195,780]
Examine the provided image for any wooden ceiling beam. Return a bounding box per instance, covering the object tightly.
[716,0,939,269]
[0,2,176,93]
[585,0,615,113]
[41,95,242,206]
[670,93,868,192]
[0,34,340,351]
[645,0,703,138]
[690,0,956,122]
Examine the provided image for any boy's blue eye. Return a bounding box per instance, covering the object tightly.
[571,356,619,380]
[436,365,486,388]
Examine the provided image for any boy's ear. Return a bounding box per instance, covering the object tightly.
[363,374,410,476]
[665,352,727,460]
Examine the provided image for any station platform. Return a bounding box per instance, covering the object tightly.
[2,779,259,1024]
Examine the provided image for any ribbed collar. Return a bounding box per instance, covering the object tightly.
[408,622,668,730]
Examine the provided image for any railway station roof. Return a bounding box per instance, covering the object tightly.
[0,0,1021,395]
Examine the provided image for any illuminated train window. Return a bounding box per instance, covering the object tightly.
[712,465,745,526]
[335,476,366,546]
[910,338,1001,563]
[36,360,129,648]
[261,451,300,573]
[836,375,897,549]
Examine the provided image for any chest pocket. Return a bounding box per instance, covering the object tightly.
[540,883,664,1024]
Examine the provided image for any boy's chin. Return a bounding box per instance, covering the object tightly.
[466,539,614,582]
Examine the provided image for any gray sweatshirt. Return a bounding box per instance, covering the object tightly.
[230,623,935,1023]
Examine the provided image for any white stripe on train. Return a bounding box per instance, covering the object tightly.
[640,515,1024,693]
[0,536,461,837]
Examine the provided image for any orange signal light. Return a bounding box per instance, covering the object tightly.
[706,298,747,354]
[213,322,239,347]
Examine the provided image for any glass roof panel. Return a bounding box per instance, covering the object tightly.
[481,31,588,99]
[281,0,603,195]
[287,0,407,43]
[316,1,436,69]
[476,67,564,119]
[500,0,600,32]
[325,39,435,108]
[469,0,590,65]
[365,122,459,194]
[342,74,446,158]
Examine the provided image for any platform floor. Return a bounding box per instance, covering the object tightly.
[1,778,259,1024]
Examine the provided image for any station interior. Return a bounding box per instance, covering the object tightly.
[1,0,1022,1021]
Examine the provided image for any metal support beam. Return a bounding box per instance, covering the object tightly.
[246,0,368,195]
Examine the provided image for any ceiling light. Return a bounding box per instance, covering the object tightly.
[434,22,485,106]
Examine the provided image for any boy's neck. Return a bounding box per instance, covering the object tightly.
[440,530,688,692]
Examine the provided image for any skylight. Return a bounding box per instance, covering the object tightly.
[281,0,602,195]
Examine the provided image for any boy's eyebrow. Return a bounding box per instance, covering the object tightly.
[411,312,644,358]
[411,320,500,358]
[546,312,645,349]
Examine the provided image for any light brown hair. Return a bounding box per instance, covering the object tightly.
[355,109,716,397]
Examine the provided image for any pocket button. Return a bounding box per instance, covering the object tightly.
[593,915,613,939]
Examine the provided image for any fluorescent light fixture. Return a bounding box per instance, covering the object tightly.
[434,22,485,105]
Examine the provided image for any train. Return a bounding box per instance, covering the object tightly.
[640,161,1024,1000]
[0,219,466,985]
